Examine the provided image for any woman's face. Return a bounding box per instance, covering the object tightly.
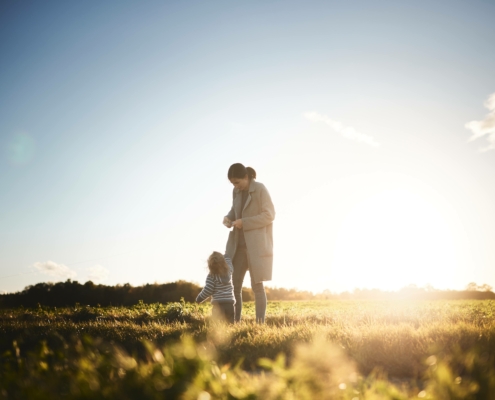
[230,175,250,191]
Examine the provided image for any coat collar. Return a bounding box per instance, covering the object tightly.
[233,180,256,216]
[233,179,256,194]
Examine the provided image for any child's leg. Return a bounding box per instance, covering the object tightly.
[220,302,235,324]
[212,303,234,323]
[212,303,222,321]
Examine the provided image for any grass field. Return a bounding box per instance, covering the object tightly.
[1,299,495,399]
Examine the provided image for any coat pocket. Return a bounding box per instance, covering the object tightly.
[256,226,273,257]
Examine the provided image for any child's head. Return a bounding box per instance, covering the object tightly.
[207,251,229,275]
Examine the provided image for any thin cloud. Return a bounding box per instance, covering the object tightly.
[33,261,77,280]
[304,112,380,148]
[87,265,109,283]
[465,92,495,152]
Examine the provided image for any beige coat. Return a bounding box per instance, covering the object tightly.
[225,180,275,283]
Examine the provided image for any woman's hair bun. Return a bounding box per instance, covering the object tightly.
[246,167,256,180]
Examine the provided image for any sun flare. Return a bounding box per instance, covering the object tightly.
[331,188,457,291]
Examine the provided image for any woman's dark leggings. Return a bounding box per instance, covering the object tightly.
[232,247,267,323]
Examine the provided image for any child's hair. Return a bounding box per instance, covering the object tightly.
[207,251,229,275]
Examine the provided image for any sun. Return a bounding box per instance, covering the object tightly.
[272,172,468,293]
[331,188,457,291]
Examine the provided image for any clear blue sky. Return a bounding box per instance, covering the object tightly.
[1,0,495,293]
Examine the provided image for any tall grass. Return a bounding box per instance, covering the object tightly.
[2,332,495,399]
[1,300,494,398]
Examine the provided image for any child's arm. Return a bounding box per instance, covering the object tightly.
[196,274,216,303]
[224,255,234,275]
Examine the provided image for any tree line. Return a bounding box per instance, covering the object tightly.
[0,280,494,308]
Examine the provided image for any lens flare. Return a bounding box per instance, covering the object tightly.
[6,132,36,166]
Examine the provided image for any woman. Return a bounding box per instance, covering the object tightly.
[223,163,275,323]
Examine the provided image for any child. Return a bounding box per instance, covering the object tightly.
[196,251,235,323]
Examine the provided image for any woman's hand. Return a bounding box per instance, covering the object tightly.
[223,216,232,228]
[232,219,243,229]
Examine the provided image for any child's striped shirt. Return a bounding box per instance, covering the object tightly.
[196,256,235,304]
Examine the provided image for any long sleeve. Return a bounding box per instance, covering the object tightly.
[225,256,233,274]
[226,205,235,222]
[225,189,236,222]
[242,184,275,231]
[196,275,216,303]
